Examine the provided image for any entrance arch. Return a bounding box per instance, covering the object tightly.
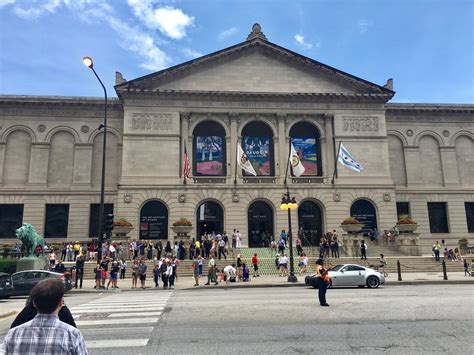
[140,200,168,240]
[248,201,274,247]
[297,200,323,246]
[350,199,378,234]
[196,201,224,238]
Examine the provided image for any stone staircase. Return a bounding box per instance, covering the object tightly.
[63,250,468,280]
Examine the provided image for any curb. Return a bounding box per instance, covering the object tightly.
[0,310,18,320]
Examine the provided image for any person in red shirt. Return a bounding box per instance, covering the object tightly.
[251,253,260,277]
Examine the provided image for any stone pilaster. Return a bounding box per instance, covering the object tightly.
[440,147,459,186]
[181,112,190,179]
[324,114,335,182]
[404,146,422,185]
[277,113,287,182]
[0,143,5,185]
[73,143,93,186]
[28,143,49,185]
[230,113,238,181]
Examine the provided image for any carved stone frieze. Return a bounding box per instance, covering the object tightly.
[342,116,379,132]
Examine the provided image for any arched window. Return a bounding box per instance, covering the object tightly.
[350,199,377,234]
[140,201,168,240]
[193,121,226,176]
[248,201,274,247]
[196,201,224,238]
[289,122,322,176]
[241,121,274,176]
[298,200,323,246]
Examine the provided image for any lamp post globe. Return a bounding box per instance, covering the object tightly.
[82,56,93,68]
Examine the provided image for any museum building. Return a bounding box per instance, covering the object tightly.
[0,24,472,253]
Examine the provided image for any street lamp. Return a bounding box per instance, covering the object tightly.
[280,187,298,282]
[83,56,107,263]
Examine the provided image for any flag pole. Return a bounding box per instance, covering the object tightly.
[234,143,238,185]
[331,141,342,185]
[183,140,187,185]
[284,139,291,186]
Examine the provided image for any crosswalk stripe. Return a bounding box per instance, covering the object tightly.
[80,327,154,334]
[86,339,149,348]
[80,300,169,305]
[72,307,165,314]
[107,312,162,318]
[76,317,158,326]
[84,298,170,303]
[73,302,167,308]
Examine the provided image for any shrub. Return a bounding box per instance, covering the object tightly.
[341,217,360,225]
[397,215,417,225]
[172,218,192,227]
[0,259,17,274]
[113,217,133,227]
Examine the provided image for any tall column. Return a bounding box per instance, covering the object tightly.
[324,114,335,182]
[230,113,238,182]
[277,113,287,183]
[181,112,190,180]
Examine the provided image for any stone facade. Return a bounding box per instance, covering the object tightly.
[0,28,472,253]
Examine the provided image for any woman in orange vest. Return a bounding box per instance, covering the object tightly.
[315,258,330,307]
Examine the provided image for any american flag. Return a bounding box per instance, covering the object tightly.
[183,144,191,180]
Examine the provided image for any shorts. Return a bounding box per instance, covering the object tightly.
[110,273,118,280]
[281,263,287,268]
[140,274,146,281]
[253,265,258,271]
[100,271,107,279]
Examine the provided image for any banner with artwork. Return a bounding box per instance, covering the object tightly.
[195,136,224,175]
[291,137,318,175]
[242,136,271,176]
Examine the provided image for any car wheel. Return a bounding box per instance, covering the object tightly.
[366,276,380,288]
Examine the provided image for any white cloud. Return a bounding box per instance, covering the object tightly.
[217,27,238,41]
[294,34,312,50]
[11,0,62,19]
[357,19,373,34]
[0,0,16,9]
[127,0,194,40]
[181,47,202,59]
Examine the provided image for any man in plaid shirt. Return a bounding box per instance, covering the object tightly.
[1,278,87,354]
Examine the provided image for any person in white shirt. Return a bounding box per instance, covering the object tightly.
[278,254,288,277]
[235,231,242,248]
[223,264,236,285]
[164,261,173,289]
[218,239,226,260]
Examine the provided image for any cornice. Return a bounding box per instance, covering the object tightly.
[386,103,474,114]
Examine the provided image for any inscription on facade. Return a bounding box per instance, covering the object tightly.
[342,116,379,132]
[131,113,173,131]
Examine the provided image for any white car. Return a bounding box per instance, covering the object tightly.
[305,264,385,288]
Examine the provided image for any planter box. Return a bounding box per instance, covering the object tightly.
[396,224,418,233]
[171,226,193,235]
[113,226,133,236]
[340,224,363,233]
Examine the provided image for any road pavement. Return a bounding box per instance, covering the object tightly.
[1,284,472,354]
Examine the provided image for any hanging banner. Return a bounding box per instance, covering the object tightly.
[291,137,318,175]
[242,136,271,176]
[195,136,224,175]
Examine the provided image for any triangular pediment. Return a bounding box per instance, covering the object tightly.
[116,36,393,99]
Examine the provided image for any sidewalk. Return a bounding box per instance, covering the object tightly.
[1,272,472,319]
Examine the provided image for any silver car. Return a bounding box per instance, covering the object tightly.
[305,264,385,288]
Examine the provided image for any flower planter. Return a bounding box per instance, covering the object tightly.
[340,224,363,233]
[113,226,133,236]
[171,226,193,236]
[396,224,418,233]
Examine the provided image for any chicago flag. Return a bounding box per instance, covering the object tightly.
[338,143,363,172]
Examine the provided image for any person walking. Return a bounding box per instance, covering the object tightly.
[315,258,330,307]
[153,264,160,287]
[360,240,367,260]
[131,259,139,289]
[197,254,203,278]
[299,253,308,276]
[379,254,388,277]
[251,253,260,277]
[164,261,173,289]
[218,238,226,260]
[75,255,85,289]
[138,259,147,289]
[205,255,218,285]
[235,230,242,248]
[192,255,200,286]
[120,258,127,280]
[1,279,88,354]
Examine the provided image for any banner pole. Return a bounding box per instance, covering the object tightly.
[234,143,238,185]
[284,139,291,186]
[183,139,187,185]
[331,141,342,185]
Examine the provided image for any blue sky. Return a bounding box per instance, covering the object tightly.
[0,0,472,103]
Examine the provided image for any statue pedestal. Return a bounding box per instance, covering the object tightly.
[342,234,362,257]
[16,256,48,272]
[396,233,421,256]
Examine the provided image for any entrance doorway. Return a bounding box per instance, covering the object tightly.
[350,199,377,235]
[196,201,223,239]
[248,201,274,247]
[297,200,323,246]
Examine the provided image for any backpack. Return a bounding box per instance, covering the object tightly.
[160,262,167,273]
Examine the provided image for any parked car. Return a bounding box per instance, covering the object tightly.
[10,270,72,297]
[305,264,385,288]
[0,272,14,299]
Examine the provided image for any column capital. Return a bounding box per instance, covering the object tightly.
[180,112,191,121]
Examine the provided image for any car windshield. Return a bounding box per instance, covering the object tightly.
[330,265,344,271]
